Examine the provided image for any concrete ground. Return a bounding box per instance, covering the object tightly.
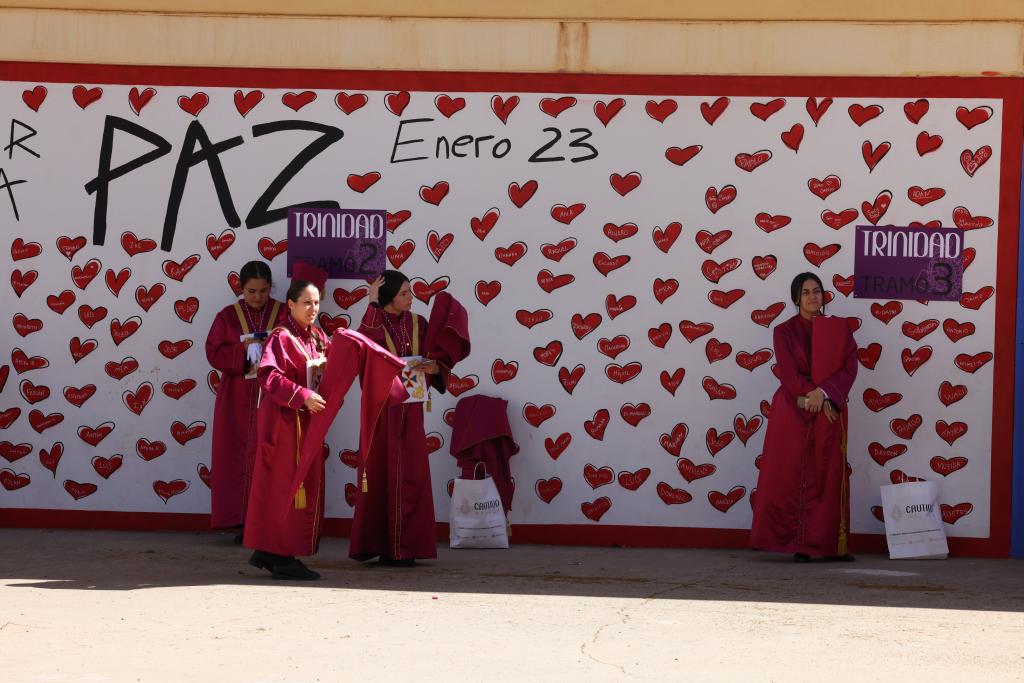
[1,529,1023,683]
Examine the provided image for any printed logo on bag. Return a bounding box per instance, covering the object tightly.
[474,499,502,511]
[890,502,936,521]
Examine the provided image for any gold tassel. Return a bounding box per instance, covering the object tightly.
[837,413,848,556]
[294,412,307,509]
[361,470,368,493]
[426,387,432,413]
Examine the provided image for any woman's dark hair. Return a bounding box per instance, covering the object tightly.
[239,260,273,288]
[286,279,318,303]
[790,272,826,309]
[377,270,410,307]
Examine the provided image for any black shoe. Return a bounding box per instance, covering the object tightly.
[270,558,320,580]
[378,556,416,567]
[824,554,856,562]
[233,534,244,545]
[793,552,811,563]
[248,550,287,571]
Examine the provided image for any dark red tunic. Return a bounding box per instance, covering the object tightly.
[204,299,285,528]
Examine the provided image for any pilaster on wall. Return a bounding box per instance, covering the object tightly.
[0,2,1022,75]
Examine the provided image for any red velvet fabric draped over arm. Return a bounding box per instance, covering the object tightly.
[772,322,817,401]
[290,329,405,503]
[811,317,859,406]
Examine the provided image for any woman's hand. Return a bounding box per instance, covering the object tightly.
[368,275,385,306]
[417,360,440,375]
[303,393,327,413]
[823,401,839,424]
[804,388,825,413]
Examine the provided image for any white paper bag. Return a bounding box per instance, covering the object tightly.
[879,481,949,560]
[449,474,509,549]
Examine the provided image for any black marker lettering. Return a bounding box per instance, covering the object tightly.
[84,115,172,247]
[246,120,344,231]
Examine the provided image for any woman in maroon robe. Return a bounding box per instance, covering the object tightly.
[751,272,858,562]
[244,274,330,580]
[205,260,286,533]
[350,270,450,566]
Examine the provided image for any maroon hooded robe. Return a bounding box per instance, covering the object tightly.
[349,293,470,561]
[450,395,517,513]
[205,299,286,528]
[751,314,858,557]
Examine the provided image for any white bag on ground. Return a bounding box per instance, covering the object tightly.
[879,481,948,559]
[449,471,509,549]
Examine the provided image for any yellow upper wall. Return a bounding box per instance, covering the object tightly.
[0,0,1022,75]
[6,0,1024,21]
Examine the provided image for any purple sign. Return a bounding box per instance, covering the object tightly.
[853,225,964,301]
[286,207,387,280]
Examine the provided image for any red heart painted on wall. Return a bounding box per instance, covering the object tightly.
[73,85,103,109]
[178,92,209,116]
[154,479,190,503]
[659,367,685,395]
[677,458,716,483]
[234,90,264,117]
[938,381,968,406]
[940,502,973,525]
[163,254,201,282]
[889,414,923,440]
[930,456,968,477]
[282,91,317,112]
[335,91,368,114]
[708,486,746,513]
[491,95,519,124]
[22,85,47,112]
[657,482,693,506]
[63,480,98,500]
[515,309,553,329]
[129,86,157,115]
[659,423,688,456]
[581,496,612,521]
[508,181,538,208]
[539,97,576,118]
[523,403,556,428]
[665,145,701,166]
[540,238,577,262]
[584,409,610,441]
[170,420,206,445]
[646,99,677,122]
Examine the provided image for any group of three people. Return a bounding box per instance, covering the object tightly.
[206,262,456,579]
[206,262,857,578]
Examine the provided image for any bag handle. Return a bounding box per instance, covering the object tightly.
[473,461,489,480]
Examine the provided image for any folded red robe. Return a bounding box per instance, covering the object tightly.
[450,395,517,512]
[423,291,471,370]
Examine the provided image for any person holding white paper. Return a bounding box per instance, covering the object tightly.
[349,270,454,566]
[205,260,286,533]
[244,267,331,580]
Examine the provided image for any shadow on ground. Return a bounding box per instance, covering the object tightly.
[2,528,1022,612]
